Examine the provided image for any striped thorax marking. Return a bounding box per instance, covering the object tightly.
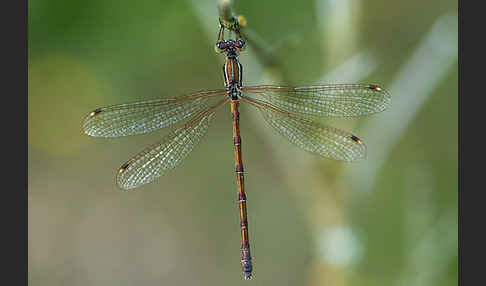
[224,57,242,85]
[224,56,243,100]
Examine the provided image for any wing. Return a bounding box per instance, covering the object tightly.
[242,84,390,118]
[242,96,366,162]
[82,89,226,137]
[117,98,229,190]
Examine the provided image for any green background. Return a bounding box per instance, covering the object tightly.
[28,0,457,285]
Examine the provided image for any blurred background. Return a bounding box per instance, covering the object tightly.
[28,0,457,285]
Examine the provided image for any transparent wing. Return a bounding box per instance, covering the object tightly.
[117,98,229,190]
[82,89,226,137]
[242,96,366,162]
[242,84,390,118]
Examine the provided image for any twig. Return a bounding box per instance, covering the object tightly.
[217,0,288,82]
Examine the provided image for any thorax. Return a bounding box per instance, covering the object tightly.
[223,55,243,100]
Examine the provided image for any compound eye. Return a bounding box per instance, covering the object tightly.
[215,41,227,53]
[236,39,245,48]
[236,39,246,51]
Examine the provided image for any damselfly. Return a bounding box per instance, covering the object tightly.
[82,34,390,280]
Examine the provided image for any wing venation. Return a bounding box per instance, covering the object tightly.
[242,96,366,162]
[243,84,390,118]
[83,90,225,137]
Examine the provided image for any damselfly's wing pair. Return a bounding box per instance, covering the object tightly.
[82,84,390,190]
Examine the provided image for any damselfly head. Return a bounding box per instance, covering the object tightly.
[215,39,246,54]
